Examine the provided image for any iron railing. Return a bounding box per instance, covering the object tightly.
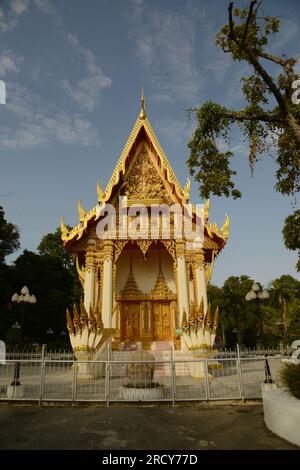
[0,347,285,404]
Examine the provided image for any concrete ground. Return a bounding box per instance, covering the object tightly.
[0,403,298,450]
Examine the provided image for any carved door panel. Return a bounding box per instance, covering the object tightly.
[121,303,141,341]
[153,302,172,341]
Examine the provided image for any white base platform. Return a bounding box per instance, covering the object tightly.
[119,385,164,400]
[263,388,300,447]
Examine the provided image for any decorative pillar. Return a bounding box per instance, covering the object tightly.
[194,250,208,314]
[84,239,96,313]
[188,263,195,304]
[176,240,189,325]
[101,240,114,328]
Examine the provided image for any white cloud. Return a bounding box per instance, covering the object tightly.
[9,0,29,16]
[0,0,54,33]
[0,83,100,148]
[127,1,234,105]
[0,50,23,77]
[62,32,112,111]
[33,0,54,14]
[157,117,197,147]
[129,4,201,103]
[0,6,18,33]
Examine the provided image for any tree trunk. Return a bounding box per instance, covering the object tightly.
[287,113,300,165]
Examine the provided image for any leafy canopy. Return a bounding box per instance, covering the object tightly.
[187,1,300,268]
[0,206,20,266]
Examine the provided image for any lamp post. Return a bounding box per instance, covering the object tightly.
[245,282,269,348]
[11,286,37,344]
[8,287,36,399]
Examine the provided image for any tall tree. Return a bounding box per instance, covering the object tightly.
[282,210,300,271]
[38,226,82,299]
[1,250,75,346]
[38,227,73,270]
[187,1,300,268]
[0,206,20,265]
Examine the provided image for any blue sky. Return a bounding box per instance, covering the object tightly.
[0,0,299,287]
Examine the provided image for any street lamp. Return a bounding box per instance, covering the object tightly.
[245,282,269,347]
[11,286,37,343]
[9,286,36,399]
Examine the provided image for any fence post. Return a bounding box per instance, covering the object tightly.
[105,344,111,407]
[72,360,77,403]
[204,359,210,401]
[39,344,46,405]
[170,347,176,406]
[236,343,244,403]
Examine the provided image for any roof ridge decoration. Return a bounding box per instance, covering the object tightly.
[103,91,186,204]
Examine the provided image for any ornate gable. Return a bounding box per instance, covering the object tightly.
[119,143,173,204]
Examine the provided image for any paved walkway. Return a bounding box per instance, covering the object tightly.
[0,404,298,450]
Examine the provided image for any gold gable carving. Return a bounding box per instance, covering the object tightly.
[120,145,172,203]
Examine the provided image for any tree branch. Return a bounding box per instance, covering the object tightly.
[240,0,257,48]
[257,51,295,79]
[228,2,235,40]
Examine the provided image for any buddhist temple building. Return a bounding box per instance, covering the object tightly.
[61,92,229,351]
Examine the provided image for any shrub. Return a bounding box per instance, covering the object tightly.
[280,363,300,399]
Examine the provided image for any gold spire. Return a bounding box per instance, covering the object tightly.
[213,306,219,328]
[181,308,188,329]
[80,298,88,320]
[139,87,146,120]
[89,305,97,327]
[183,177,190,200]
[204,199,210,219]
[189,302,196,324]
[206,303,212,324]
[221,213,230,238]
[60,217,68,239]
[197,297,204,321]
[66,307,74,334]
[73,303,80,331]
[97,181,104,202]
[77,200,86,221]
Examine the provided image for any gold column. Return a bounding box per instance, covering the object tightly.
[176,240,189,325]
[84,239,96,313]
[101,239,114,328]
[194,250,208,313]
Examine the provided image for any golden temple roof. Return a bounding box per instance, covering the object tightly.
[61,92,230,251]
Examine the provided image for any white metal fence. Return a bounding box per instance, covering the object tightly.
[0,347,287,404]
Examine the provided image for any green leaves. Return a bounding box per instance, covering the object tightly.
[281,363,300,399]
[282,211,300,271]
[187,1,300,270]
[0,206,20,266]
[187,102,242,199]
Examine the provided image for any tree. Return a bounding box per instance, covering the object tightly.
[38,227,73,270]
[207,284,225,344]
[268,275,300,343]
[38,227,83,302]
[0,206,20,265]
[0,250,75,346]
[221,275,257,346]
[282,211,300,271]
[187,1,300,267]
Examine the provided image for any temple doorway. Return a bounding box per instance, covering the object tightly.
[115,243,176,347]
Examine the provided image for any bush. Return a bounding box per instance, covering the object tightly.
[280,363,300,399]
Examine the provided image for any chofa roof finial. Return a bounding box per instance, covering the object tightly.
[139,87,146,120]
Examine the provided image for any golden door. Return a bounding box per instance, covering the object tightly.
[153,302,172,341]
[121,303,141,341]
